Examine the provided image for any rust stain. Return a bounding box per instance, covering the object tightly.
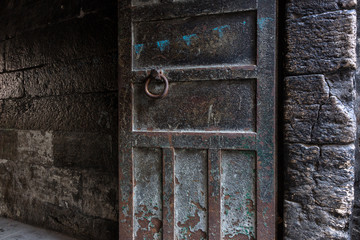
[135,205,162,239]
[151,218,162,233]
[177,211,200,229]
[168,133,172,146]
[246,199,255,213]
[224,233,255,240]
[177,210,207,240]
[191,201,206,212]
[136,217,163,239]
[177,210,207,239]
[175,177,180,185]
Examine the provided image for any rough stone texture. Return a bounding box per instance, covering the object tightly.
[2,182,117,240]
[284,74,356,144]
[284,1,357,239]
[81,170,118,221]
[0,93,117,132]
[5,13,117,71]
[17,130,53,166]
[0,1,118,240]
[53,132,116,172]
[0,0,117,41]
[284,144,355,239]
[286,10,356,74]
[0,130,17,161]
[24,53,117,97]
[287,0,357,17]
[0,130,118,240]
[0,72,24,99]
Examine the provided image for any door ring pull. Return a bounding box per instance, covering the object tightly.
[145,69,169,99]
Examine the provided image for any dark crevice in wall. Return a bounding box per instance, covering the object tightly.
[277,0,287,238]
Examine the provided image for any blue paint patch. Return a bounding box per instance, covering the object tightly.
[182,34,197,46]
[156,40,170,52]
[258,17,274,30]
[213,25,230,38]
[242,21,246,25]
[134,44,144,54]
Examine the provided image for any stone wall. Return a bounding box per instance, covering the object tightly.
[0,1,118,240]
[284,0,357,239]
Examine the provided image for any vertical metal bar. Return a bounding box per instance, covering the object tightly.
[256,0,277,238]
[162,147,175,239]
[208,149,221,240]
[119,148,133,240]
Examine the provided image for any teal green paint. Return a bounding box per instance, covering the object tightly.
[156,40,170,51]
[213,25,230,38]
[182,34,197,46]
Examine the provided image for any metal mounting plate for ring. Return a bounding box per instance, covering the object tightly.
[144,70,169,99]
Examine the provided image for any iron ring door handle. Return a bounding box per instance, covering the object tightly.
[145,69,169,99]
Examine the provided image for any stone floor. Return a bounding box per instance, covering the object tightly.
[0,218,77,240]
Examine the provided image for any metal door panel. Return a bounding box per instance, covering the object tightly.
[133,79,256,132]
[119,0,277,238]
[132,11,257,69]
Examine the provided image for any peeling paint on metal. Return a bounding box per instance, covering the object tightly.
[133,148,163,239]
[174,149,208,239]
[221,150,256,240]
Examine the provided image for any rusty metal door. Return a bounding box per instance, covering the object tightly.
[118,0,277,239]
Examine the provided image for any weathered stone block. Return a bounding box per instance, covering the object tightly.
[0,1,49,40]
[12,163,82,209]
[285,74,356,143]
[17,130,53,166]
[285,74,329,105]
[0,130,17,161]
[0,158,12,215]
[325,70,355,108]
[81,170,118,221]
[53,131,115,171]
[284,201,350,240]
[5,14,116,70]
[285,144,319,206]
[287,0,357,17]
[284,144,354,239]
[286,10,356,74]
[0,72,24,99]
[24,53,117,97]
[312,96,356,143]
[0,93,117,132]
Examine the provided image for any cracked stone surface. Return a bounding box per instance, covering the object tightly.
[284,74,356,144]
[284,1,357,238]
[284,144,355,240]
